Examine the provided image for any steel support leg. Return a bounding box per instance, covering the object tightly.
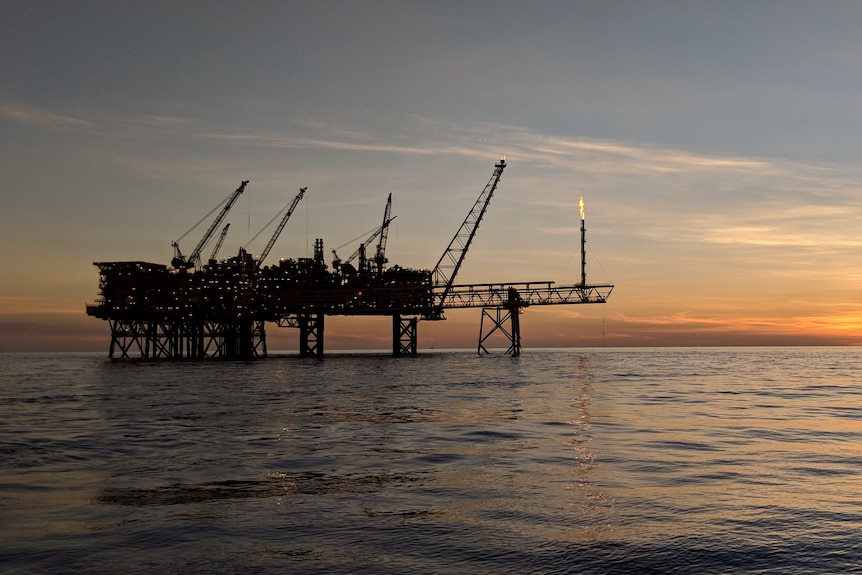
[478,306,522,356]
[508,305,521,356]
[299,312,324,358]
[109,319,142,359]
[238,318,253,359]
[251,319,267,358]
[392,314,418,356]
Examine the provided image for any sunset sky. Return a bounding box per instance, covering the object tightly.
[4,1,862,352]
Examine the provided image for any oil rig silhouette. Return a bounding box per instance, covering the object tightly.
[86,158,614,359]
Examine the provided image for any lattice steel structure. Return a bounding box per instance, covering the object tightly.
[87,159,614,359]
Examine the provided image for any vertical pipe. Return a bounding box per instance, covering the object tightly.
[580,217,587,286]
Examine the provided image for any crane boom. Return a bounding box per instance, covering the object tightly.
[181,180,248,268]
[257,187,307,268]
[373,193,393,275]
[209,223,231,262]
[341,215,397,268]
[431,158,506,308]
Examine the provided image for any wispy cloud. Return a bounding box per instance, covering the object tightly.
[78,108,862,262]
[14,102,862,257]
[0,100,214,144]
[608,309,862,343]
[522,135,778,175]
[654,201,862,249]
[0,102,89,128]
[219,113,839,189]
[5,101,839,188]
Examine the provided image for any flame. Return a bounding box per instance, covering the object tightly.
[579,196,585,220]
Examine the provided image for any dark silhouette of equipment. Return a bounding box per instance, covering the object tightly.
[172,180,248,268]
[209,224,231,263]
[373,193,393,275]
[430,157,506,317]
[331,195,396,275]
[254,187,307,269]
[87,159,613,360]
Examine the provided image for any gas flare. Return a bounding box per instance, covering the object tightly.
[579,196,585,221]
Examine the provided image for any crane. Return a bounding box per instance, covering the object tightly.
[332,214,397,273]
[208,223,231,263]
[172,180,249,268]
[171,242,186,268]
[429,157,506,316]
[256,187,307,269]
[373,193,392,275]
[331,195,396,273]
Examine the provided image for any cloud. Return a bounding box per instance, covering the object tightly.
[0,102,89,128]
[524,135,777,175]
[77,107,862,277]
[611,306,862,338]
[13,100,862,262]
[7,100,845,189]
[211,112,836,190]
[656,201,862,250]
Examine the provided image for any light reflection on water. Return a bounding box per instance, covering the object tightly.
[2,348,862,573]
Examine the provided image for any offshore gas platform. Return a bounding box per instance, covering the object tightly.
[86,159,614,359]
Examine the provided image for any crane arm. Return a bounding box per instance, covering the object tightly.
[209,223,231,262]
[432,158,506,306]
[257,187,307,268]
[373,193,393,275]
[171,241,185,264]
[185,180,249,267]
[342,215,397,267]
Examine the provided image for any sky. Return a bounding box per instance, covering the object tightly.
[4,1,862,352]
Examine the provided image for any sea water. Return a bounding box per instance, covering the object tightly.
[2,347,862,574]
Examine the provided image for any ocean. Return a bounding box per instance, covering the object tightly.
[2,347,861,574]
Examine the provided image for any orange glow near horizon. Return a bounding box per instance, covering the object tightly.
[4,253,862,352]
[4,305,862,353]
